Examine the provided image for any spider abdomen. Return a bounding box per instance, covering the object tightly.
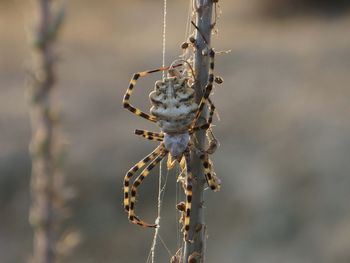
[149,76,198,133]
[163,132,190,158]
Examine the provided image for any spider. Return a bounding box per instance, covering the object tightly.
[122,49,220,239]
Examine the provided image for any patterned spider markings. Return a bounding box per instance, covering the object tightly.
[122,49,220,239]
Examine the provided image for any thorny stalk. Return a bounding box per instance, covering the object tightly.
[181,0,215,262]
[28,1,73,262]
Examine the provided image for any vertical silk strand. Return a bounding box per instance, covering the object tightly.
[148,1,167,262]
[162,0,167,80]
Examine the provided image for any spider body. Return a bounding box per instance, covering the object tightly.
[149,74,196,158]
[149,75,197,134]
[122,49,220,240]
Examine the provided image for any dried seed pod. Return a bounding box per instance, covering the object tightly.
[177,201,186,212]
[189,35,196,44]
[195,223,203,232]
[188,252,201,263]
[170,255,181,263]
[181,42,189,49]
[215,76,224,84]
[206,135,218,154]
[170,249,182,263]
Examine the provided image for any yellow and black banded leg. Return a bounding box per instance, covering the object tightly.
[124,144,163,214]
[123,65,175,122]
[134,129,164,142]
[192,49,215,127]
[183,148,193,241]
[199,153,220,192]
[207,98,215,126]
[129,149,168,228]
[123,72,157,122]
[138,134,163,142]
[190,98,216,133]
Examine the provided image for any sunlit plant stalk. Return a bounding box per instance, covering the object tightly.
[182,0,215,262]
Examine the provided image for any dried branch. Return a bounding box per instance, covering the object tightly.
[182,0,215,262]
[28,1,71,262]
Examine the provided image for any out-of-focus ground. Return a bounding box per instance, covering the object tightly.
[1,0,350,262]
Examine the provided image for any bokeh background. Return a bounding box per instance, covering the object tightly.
[1,0,350,262]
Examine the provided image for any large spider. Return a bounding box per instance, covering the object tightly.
[122,49,220,239]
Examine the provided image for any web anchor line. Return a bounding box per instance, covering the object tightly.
[148,0,167,262]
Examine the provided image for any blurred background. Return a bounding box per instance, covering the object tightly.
[1,0,350,262]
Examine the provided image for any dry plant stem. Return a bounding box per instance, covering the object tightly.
[182,0,213,262]
[29,0,65,262]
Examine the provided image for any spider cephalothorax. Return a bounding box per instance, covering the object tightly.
[122,49,220,240]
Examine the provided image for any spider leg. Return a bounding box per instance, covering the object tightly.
[137,135,163,142]
[190,97,216,133]
[183,148,193,241]
[199,152,220,191]
[123,144,163,213]
[134,129,164,141]
[192,49,215,127]
[207,97,216,126]
[123,65,177,123]
[129,148,168,228]
[135,129,164,138]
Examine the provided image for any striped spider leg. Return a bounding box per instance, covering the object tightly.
[123,64,182,122]
[190,96,221,191]
[134,129,164,142]
[191,48,216,129]
[191,50,221,191]
[128,146,169,227]
[123,146,161,214]
[183,148,193,240]
[199,151,221,192]
[123,141,194,239]
[123,144,164,226]
[189,97,216,133]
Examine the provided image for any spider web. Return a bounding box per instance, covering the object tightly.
[146,0,168,262]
